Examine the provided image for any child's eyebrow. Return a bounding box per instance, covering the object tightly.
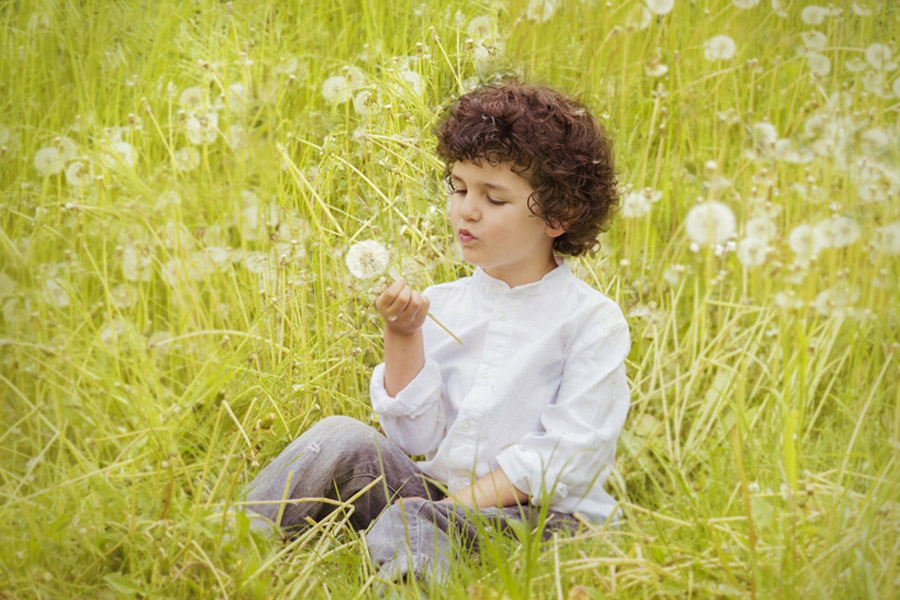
[450,173,510,192]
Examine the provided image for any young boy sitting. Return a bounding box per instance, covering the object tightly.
[243,82,630,585]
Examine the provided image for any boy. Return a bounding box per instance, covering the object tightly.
[244,82,630,586]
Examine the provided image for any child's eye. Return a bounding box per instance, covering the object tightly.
[486,196,504,206]
[451,188,466,196]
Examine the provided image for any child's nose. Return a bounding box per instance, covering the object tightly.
[457,193,479,220]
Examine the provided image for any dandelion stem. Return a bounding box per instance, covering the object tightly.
[427,312,463,345]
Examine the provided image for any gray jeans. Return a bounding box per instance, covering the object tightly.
[243,416,577,583]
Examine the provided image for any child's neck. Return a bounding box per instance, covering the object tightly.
[483,255,559,288]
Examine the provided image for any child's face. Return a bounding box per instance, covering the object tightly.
[448,160,564,287]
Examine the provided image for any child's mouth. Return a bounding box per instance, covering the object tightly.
[458,229,475,243]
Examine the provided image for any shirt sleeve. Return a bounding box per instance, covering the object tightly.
[495,321,631,509]
[369,359,447,456]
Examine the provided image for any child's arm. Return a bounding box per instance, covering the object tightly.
[442,467,530,508]
[375,278,430,396]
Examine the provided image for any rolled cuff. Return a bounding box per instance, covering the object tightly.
[495,445,570,506]
[370,359,443,419]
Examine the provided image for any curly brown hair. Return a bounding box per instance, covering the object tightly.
[434,82,618,256]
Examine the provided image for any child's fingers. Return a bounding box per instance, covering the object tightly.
[375,278,407,314]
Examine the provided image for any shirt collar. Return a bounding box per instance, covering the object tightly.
[471,259,571,297]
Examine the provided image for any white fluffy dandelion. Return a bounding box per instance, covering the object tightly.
[173,147,200,171]
[737,237,769,266]
[771,0,788,17]
[745,217,776,242]
[807,52,831,76]
[322,75,352,105]
[621,188,661,218]
[179,86,207,111]
[185,110,219,145]
[43,277,70,307]
[815,215,861,249]
[345,240,390,279]
[800,5,828,25]
[353,90,375,117]
[526,0,560,23]
[800,31,827,52]
[874,221,900,255]
[466,15,495,38]
[865,43,895,70]
[704,35,736,61]
[65,161,93,187]
[752,122,778,152]
[788,223,825,259]
[646,0,674,15]
[34,146,65,176]
[684,201,736,245]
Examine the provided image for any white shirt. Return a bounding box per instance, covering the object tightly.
[369,262,631,522]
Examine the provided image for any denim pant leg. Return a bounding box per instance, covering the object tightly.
[243,415,443,535]
[366,499,579,584]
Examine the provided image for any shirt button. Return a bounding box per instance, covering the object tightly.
[497,311,508,321]
[460,420,471,431]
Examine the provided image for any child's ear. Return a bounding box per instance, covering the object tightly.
[545,218,568,239]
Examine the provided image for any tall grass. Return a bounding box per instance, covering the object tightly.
[1,0,898,597]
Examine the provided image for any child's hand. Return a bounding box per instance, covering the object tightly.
[375,278,430,335]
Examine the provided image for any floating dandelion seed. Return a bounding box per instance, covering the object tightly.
[345,240,390,279]
[801,5,828,25]
[646,0,674,15]
[684,201,736,245]
[704,35,736,61]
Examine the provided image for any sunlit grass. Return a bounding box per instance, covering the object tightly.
[1,0,898,597]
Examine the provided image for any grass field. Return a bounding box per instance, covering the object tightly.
[1,0,898,597]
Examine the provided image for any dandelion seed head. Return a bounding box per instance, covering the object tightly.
[861,70,891,98]
[110,283,137,308]
[228,123,249,151]
[65,161,93,187]
[865,43,895,70]
[526,0,560,23]
[800,30,828,52]
[34,146,65,176]
[844,57,868,73]
[771,0,788,18]
[353,90,375,117]
[345,240,390,279]
[874,221,900,255]
[684,201,736,245]
[178,86,208,111]
[806,52,831,76]
[322,75,352,105]
[621,188,657,218]
[466,15,496,38]
[851,2,872,16]
[646,0,674,16]
[43,278,69,307]
[704,35,736,61]
[801,5,828,25]
[185,110,219,145]
[815,215,861,249]
[737,236,769,267]
[173,147,199,171]
[398,69,423,95]
[859,128,890,156]
[745,217,776,242]
[752,122,778,151]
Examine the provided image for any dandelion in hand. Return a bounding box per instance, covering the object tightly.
[345,240,391,279]
[345,240,462,345]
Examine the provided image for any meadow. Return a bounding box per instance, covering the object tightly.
[1,0,898,597]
